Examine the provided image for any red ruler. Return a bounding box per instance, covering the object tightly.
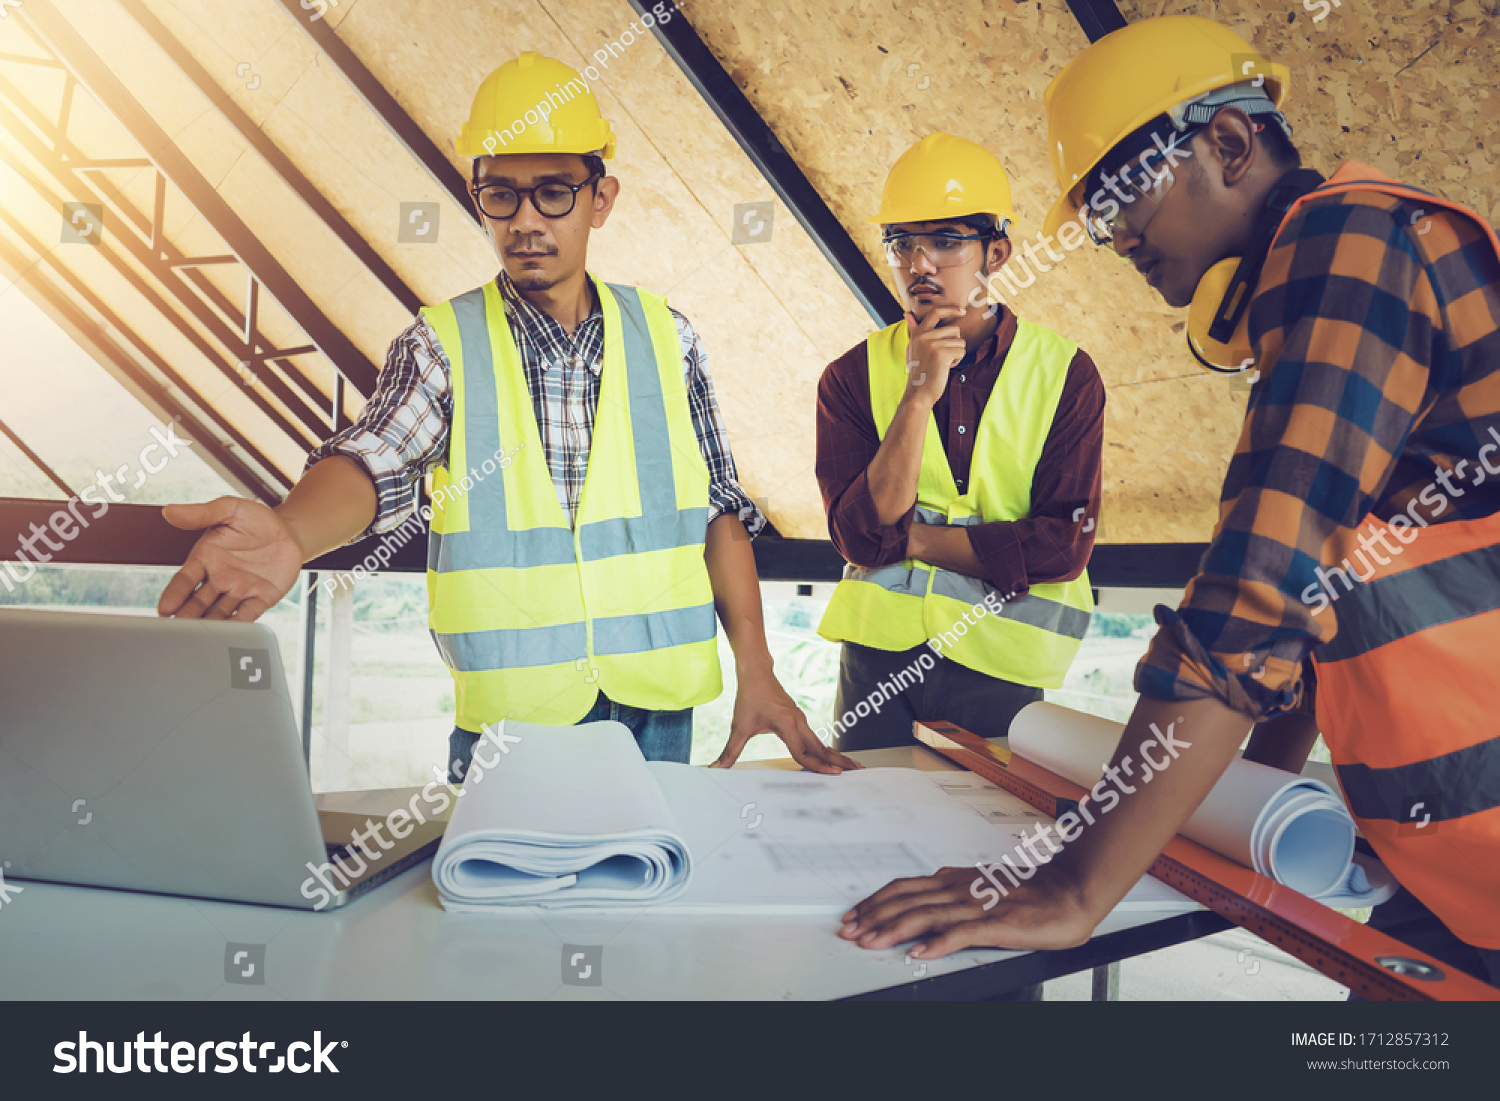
[914,720,1500,1002]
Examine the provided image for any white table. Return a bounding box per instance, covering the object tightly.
[0,744,1222,1000]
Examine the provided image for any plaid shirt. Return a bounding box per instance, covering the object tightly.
[307,269,765,541]
[1138,175,1500,721]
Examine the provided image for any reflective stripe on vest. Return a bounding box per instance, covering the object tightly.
[843,526,1092,643]
[1310,513,1500,948]
[1336,736,1500,824]
[818,318,1093,688]
[1314,539,1500,662]
[1300,163,1500,949]
[421,277,721,728]
[1318,533,1500,823]
[435,604,715,672]
[842,562,1091,640]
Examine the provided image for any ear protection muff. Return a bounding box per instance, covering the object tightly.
[1185,169,1325,373]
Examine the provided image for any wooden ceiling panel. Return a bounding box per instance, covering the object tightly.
[8,0,1491,545]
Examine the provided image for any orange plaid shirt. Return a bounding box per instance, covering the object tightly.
[1138,170,1500,720]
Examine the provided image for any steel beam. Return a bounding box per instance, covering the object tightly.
[0,70,331,438]
[749,537,1206,589]
[0,499,427,573]
[17,0,380,396]
[118,0,426,317]
[629,0,902,326]
[0,228,285,501]
[272,0,475,223]
[0,416,74,497]
[0,106,325,452]
[0,498,201,567]
[9,497,1205,589]
[1064,0,1128,43]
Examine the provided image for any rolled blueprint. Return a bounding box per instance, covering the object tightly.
[1009,702,1386,903]
[432,720,692,910]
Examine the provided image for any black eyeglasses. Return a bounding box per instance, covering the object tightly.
[471,174,602,220]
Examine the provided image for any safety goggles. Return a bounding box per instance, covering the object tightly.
[881,232,991,270]
[471,174,601,220]
[1080,124,1216,246]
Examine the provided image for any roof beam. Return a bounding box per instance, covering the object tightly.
[1064,0,1128,44]
[0,99,327,451]
[749,538,1206,588]
[629,0,902,326]
[271,0,476,223]
[0,499,1206,587]
[0,415,74,497]
[16,0,380,396]
[0,499,426,574]
[0,229,286,502]
[117,0,426,317]
[0,52,343,445]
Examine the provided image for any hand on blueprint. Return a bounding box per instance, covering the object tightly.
[157,497,303,622]
[710,667,863,775]
[837,865,1096,958]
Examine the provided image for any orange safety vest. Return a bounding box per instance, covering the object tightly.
[1283,164,1500,951]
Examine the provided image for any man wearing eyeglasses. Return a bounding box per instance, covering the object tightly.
[156,52,857,779]
[815,133,1104,754]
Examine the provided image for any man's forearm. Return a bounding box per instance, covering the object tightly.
[865,394,933,527]
[704,513,773,675]
[906,522,985,577]
[275,456,379,561]
[1047,695,1252,921]
[1243,710,1321,773]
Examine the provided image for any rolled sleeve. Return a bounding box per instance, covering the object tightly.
[304,316,453,543]
[828,469,915,567]
[1136,194,1441,721]
[815,346,918,567]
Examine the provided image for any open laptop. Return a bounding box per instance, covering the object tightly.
[0,607,446,910]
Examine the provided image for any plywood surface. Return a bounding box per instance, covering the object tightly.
[6,0,1493,546]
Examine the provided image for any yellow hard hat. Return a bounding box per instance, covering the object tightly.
[869,133,1017,228]
[1041,15,1289,238]
[456,52,617,160]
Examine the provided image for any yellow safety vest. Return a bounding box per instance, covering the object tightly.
[818,317,1093,688]
[421,276,722,731]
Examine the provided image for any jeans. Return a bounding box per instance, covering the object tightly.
[447,690,693,782]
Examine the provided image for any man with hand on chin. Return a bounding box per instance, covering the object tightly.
[816,132,1104,756]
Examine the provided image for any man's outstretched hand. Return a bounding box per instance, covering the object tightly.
[157,498,304,622]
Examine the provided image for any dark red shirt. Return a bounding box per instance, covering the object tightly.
[815,307,1105,597]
